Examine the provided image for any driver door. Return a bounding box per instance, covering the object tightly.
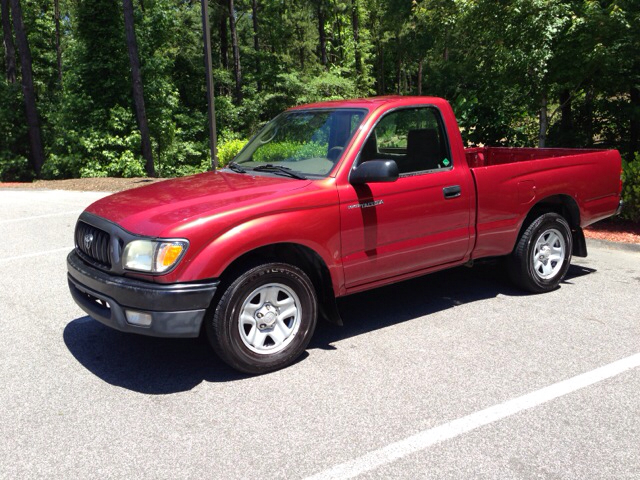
[339,106,473,289]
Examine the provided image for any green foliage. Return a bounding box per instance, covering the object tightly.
[621,156,640,222]
[261,71,361,121]
[43,106,145,178]
[0,0,638,203]
[253,141,326,164]
[0,82,29,177]
[217,138,249,167]
[0,155,33,182]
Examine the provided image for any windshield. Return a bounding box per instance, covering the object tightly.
[233,108,368,178]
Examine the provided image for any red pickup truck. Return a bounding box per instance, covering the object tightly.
[67,96,622,373]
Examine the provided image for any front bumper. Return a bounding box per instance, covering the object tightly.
[67,250,219,338]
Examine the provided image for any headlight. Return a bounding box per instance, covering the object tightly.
[123,239,188,273]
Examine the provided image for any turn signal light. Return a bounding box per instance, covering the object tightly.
[156,243,184,270]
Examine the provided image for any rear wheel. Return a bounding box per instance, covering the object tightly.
[206,263,317,374]
[508,212,573,293]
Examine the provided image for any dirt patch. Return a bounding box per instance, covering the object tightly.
[584,219,640,245]
[0,177,168,192]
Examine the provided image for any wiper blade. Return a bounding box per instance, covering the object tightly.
[227,161,247,173]
[252,164,307,180]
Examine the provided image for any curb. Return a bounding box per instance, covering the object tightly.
[586,237,640,253]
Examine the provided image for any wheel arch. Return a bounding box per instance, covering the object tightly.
[215,242,342,326]
[518,194,586,257]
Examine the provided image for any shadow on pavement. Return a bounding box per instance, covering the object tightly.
[310,262,596,350]
[63,318,247,394]
[64,262,595,393]
[562,263,596,283]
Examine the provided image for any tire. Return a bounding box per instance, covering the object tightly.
[508,212,573,293]
[206,263,318,374]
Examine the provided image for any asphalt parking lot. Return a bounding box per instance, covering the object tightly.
[1,189,639,479]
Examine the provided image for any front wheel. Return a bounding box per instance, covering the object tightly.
[206,263,318,374]
[508,212,573,293]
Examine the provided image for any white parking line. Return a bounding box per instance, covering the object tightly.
[0,210,82,225]
[0,247,73,263]
[304,353,640,480]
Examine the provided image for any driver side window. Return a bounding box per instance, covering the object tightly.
[360,107,451,175]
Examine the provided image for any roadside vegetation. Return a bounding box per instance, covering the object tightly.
[0,0,638,219]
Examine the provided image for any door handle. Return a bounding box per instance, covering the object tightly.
[443,185,461,199]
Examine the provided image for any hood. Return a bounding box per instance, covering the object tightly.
[85,171,311,237]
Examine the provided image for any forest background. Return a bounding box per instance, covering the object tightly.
[1,0,639,220]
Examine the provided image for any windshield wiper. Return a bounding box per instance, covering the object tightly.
[227,161,247,173]
[252,164,307,180]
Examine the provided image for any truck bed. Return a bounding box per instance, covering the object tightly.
[465,147,602,168]
[464,147,622,259]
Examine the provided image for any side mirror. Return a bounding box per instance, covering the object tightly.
[350,160,399,185]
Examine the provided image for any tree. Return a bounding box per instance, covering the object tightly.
[228,0,241,104]
[53,0,62,86]
[316,0,328,69]
[9,0,44,176]
[351,0,361,75]
[1,0,16,83]
[122,0,154,176]
[251,0,261,91]
[1,0,639,183]
[218,0,228,69]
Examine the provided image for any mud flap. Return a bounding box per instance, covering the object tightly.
[572,227,588,257]
[319,295,343,326]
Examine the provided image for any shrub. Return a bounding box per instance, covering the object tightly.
[621,154,640,222]
[252,141,326,164]
[0,155,34,182]
[41,154,81,180]
[217,138,248,168]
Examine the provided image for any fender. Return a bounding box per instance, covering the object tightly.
[176,206,345,296]
[515,193,586,258]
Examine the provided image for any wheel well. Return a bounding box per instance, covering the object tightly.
[518,194,586,257]
[526,195,580,228]
[216,243,339,322]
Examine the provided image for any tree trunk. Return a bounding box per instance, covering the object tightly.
[219,0,228,70]
[1,0,16,83]
[251,0,260,91]
[10,0,44,176]
[396,37,401,95]
[631,85,639,159]
[201,0,217,169]
[297,22,305,70]
[378,42,384,94]
[334,6,343,63]
[559,89,573,147]
[417,58,423,95]
[538,93,548,148]
[585,86,594,147]
[351,0,360,75]
[317,0,327,69]
[227,0,242,104]
[53,0,62,86]
[122,0,154,177]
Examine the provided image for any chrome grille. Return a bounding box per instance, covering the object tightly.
[75,221,112,268]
